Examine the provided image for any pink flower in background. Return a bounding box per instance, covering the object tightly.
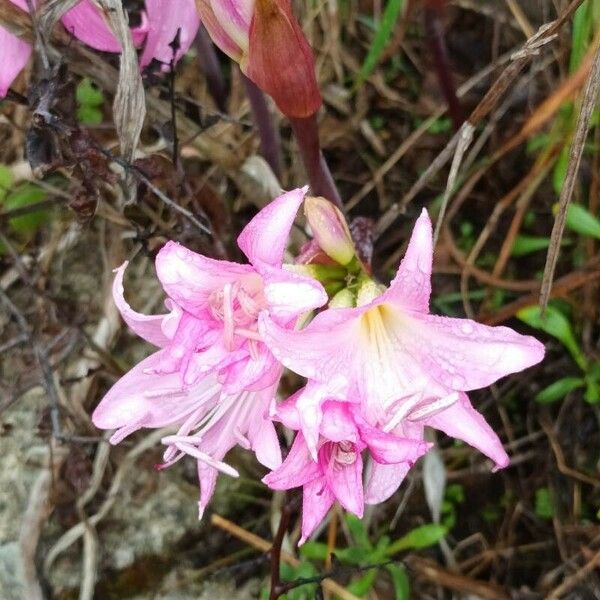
[260,209,545,498]
[92,188,327,516]
[140,0,200,68]
[264,398,431,543]
[61,1,148,53]
[0,0,198,98]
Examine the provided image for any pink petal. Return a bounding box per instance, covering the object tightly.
[259,307,361,383]
[247,391,283,470]
[197,462,219,519]
[221,351,280,394]
[60,1,121,53]
[293,378,349,459]
[364,462,410,505]
[195,2,243,61]
[299,477,335,544]
[402,313,545,392]
[273,390,303,429]
[237,187,308,267]
[263,433,321,490]
[259,263,327,324]
[0,19,31,97]
[140,0,200,68]
[112,262,175,348]
[322,452,364,517]
[209,0,252,52]
[424,392,509,469]
[92,350,219,432]
[383,208,433,313]
[319,401,359,444]
[155,241,255,317]
[359,421,431,465]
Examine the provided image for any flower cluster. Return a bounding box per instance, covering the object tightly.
[92,188,544,542]
[1,0,320,118]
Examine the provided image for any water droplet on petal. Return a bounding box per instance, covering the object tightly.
[461,322,474,334]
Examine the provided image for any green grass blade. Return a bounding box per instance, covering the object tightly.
[355,0,405,88]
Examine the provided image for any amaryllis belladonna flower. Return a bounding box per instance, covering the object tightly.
[260,209,545,504]
[92,188,327,516]
[0,0,199,98]
[264,398,431,543]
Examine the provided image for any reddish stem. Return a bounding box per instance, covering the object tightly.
[195,25,228,113]
[242,73,283,179]
[424,3,464,130]
[289,114,343,209]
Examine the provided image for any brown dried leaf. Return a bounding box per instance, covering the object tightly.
[94,0,145,164]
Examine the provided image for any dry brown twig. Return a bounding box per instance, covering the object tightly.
[539,43,600,310]
[374,0,586,240]
[211,514,360,600]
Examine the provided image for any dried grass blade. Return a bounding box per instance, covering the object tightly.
[539,44,600,310]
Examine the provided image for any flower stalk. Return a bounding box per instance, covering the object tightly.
[195,24,228,113]
[242,71,282,178]
[290,114,342,209]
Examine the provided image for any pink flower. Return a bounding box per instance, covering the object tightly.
[61,1,148,53]
[264,398,431,543]
[260,209,545,500]
[197,0,322,118]
[0,0,200,98]
[0,1,31,97]
[92,188,327,516]
[139,0,200,69]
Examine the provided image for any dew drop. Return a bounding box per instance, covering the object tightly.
[461,322,474,334]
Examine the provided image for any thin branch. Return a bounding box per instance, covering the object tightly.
[539,44,600,310]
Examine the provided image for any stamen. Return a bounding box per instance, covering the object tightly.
[173,442,239,477]
[109,422,141,445]
[407,392,460,421]
[234,427,251,449]
[223,283,235,350]
[383,393,424,432]
[235,327,262,341]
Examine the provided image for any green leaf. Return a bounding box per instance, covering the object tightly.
[299,541,328,561]
[569,1,592,73]
[584,377,600,403]
[0,164,12,201]
[76,79,104,125]
[534,487,554,520]
[561,203,600,240]
[386,563,410,600]
[347,569,378,596]
[345,513,372,550]
[2,183,48,235]
[77,105,103,126]
[517,305,587,371]
[355,0,405,87]
[535,377,585,403]
[552,145,570,195]
[511,234,551,257]
[76,78,104,107]
[335,546,373,565]
[385,523,447,556]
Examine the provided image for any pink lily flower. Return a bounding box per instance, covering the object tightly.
[61,2,148,53]
[140,0,200,69]
[0,0,147,98]
[0,0,31,97]
[264,398,431,543]
[260,209,545,501]
[92,188,327,516]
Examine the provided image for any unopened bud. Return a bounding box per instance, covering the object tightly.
[304,196,355,266]
[246,0,322,118]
